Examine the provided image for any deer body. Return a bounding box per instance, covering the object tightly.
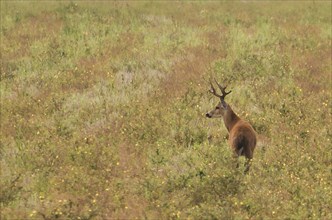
[206,79,257,172]
[225,106,256,159]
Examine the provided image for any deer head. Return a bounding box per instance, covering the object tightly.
[205,78,232,118]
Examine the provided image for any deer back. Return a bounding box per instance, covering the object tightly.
[228,119,257,159]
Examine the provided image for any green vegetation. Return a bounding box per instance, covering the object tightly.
[1,1,331,219]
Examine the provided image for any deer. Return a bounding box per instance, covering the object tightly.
[205,79,257,173]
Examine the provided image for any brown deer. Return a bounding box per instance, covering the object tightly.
[206,79,257,173]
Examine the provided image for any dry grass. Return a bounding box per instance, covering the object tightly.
[1,1,331,219]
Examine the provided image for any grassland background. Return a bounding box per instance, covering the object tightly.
[1,1,331,219]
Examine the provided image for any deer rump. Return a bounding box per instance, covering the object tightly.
[229,124,256,159]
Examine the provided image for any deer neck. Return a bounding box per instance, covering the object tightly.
[223,105,239,132]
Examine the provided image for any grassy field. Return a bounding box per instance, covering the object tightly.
[1,1,331,219]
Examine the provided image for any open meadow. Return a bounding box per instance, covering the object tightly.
[1,1,331,219]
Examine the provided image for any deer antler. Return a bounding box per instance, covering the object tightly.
[209,78,222,98]
[213,78,231,100]
[209,78,231,100]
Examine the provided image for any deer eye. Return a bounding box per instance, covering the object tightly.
[216,106,220,109]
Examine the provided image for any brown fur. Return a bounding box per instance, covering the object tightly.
[206,101,257,172]
[222,106,256,158]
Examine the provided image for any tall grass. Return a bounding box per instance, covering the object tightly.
[1,1,331,219]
